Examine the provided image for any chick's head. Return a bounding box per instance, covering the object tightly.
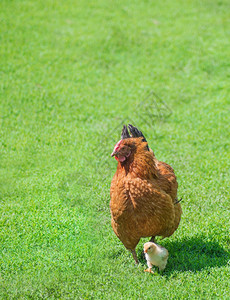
[144,242,157,254]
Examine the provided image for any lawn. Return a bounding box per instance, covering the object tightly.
[0,0,230,298]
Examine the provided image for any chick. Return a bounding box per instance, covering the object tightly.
[144,242,169,274]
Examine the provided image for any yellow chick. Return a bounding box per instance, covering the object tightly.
[143,242,169,274]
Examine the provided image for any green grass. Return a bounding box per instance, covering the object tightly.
[1,0,230,298]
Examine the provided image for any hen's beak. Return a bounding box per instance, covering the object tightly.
[111,150,118,157]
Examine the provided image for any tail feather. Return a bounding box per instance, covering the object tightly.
[174,197,182,205]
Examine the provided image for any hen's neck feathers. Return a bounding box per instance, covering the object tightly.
[116,141,158,179]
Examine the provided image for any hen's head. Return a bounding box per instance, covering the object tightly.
[111,124,149,163]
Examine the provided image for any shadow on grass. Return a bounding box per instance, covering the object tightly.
[137,236,229,273]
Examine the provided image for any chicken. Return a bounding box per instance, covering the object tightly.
[144,242,168,273]
[110,124,182,264]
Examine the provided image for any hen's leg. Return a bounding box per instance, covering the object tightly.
[130,249,139,264]
[150,236,155,243]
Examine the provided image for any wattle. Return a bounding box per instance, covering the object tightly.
[115,156,126,162]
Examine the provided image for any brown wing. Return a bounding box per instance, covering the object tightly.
[155,160,178,203]
[155,160,182,232]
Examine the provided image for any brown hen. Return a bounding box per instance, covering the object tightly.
[110,125,182,263]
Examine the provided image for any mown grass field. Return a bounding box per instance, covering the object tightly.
[1,0,230,298]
